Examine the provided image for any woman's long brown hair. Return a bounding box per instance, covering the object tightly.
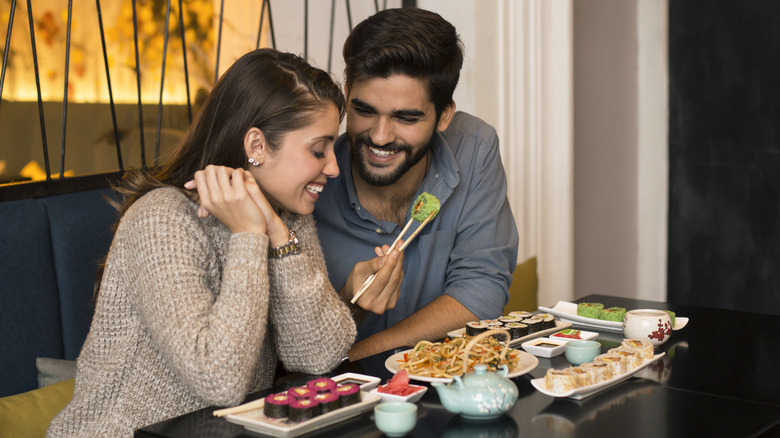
[94,49,345,299]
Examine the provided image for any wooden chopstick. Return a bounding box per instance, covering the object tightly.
[350,209,437,304]
[212,398,264,417]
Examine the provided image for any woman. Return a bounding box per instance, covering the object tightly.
[47,49,356,437]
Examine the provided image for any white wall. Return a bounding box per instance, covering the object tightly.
[269,0,668,304]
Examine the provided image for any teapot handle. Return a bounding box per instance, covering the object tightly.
[460,328,511,373]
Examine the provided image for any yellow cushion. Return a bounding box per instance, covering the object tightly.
[0,378,74,438]
[504,256,539,314]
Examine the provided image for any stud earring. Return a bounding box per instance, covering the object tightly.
[248,157,260,166]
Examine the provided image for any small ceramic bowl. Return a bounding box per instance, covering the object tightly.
[369,384,427,403]
[622,309,673,346]
[521,338,567,358]
[374,402,417,437]
[564,340,602,365]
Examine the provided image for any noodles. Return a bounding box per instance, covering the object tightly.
[398,334,521,379]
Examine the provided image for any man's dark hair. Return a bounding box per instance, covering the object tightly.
[343,7,464,118]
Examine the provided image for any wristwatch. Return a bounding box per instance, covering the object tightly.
[269,228,301,259]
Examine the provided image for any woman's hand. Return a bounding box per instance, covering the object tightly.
[185,166,272,235]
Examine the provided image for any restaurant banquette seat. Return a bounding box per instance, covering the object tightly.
[0,185,118,436]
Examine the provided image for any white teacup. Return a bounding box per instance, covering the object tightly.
[622,309,673,346]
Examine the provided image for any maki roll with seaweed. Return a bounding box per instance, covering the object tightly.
[576,302,604,319]
[335,383,361,407]
[288,398,320,422]
[540,313,556,329]
[465,321,489,336]
[288,386,315,400]
[598,307,626,322]
[263,392,290,418]
[312,392,340,414]
[508,311,533,319]
[523,316,544,333]
[498,315,523,325]
[307,378,336,394]
[504,322,529,339]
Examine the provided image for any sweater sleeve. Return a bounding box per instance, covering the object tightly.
[268,214,356,374]
[121,189,270,406]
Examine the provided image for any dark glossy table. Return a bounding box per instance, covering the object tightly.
[136,295,780,437]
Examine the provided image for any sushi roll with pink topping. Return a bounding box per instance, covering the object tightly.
[288,398,320,422]
[335,383,361,407]
[263,392,290,418]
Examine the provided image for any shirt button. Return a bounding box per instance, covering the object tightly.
[375,228,383,234]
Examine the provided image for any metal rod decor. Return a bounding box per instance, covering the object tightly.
[131,0,146,168]
[59,0,73,180]
[214,0,224,85]
[96,0,123,171]
[256,0,267,50]
[0,0,16,110]
[178,0,193,124]
[345,0,353,31]
[26,0,51,180]
[304,0,308,60]
[155,0,173,165]
[267,0,276,50]
[327,0,335,74]
[374,0,379,12]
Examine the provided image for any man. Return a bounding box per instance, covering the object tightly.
[314,7,518,360]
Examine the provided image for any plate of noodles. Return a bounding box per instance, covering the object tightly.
[385,334,540,383]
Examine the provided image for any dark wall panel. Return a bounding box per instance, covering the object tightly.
[668,1,780,315]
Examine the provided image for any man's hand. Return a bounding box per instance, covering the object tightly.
[340,244,404,315]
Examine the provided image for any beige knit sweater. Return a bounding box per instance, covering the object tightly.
[46,188,356,437]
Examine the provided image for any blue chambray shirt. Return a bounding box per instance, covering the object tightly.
[314,111,519,342]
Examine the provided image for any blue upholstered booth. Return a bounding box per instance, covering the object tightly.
[0,188,117,397]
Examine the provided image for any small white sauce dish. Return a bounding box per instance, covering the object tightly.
[521,338,567,358]
[369,384,428,403]
[331,372,381,391]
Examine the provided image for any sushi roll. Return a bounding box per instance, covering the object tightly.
[307,378,337,394]
[576,302,604,319]
[565,367,593,387]
[621,339,654,360]
[594,353,627,375]
[263,392,290,418]
[498,315,523,325]
[580,362,613,383]
[465,321,489,336]
[288,386,315,400]
[544,369,579,393]
[411,192,440,222]
[335,383,361,407]
[540,313,556,329]
[523,316,544,334]
[312,392,340,414]
[288,398,320,422]
[504,322,529,339]
[608,347,642,370]
[598,307,626,322]
[508,311,534,319]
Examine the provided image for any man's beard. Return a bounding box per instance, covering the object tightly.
[349,134,432,187]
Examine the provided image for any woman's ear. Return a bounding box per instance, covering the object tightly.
[244,127,267,165]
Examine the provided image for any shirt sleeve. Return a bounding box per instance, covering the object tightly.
[267,214,356,374]
[122,189,270,406]
[442,126,519,320]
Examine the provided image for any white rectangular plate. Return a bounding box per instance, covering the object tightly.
[530,352,665,400]
[538,301,689,333]
[225,391,381,437]
[447,319,573,347]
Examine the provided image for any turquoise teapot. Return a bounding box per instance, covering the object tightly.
[432,329,519,420]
